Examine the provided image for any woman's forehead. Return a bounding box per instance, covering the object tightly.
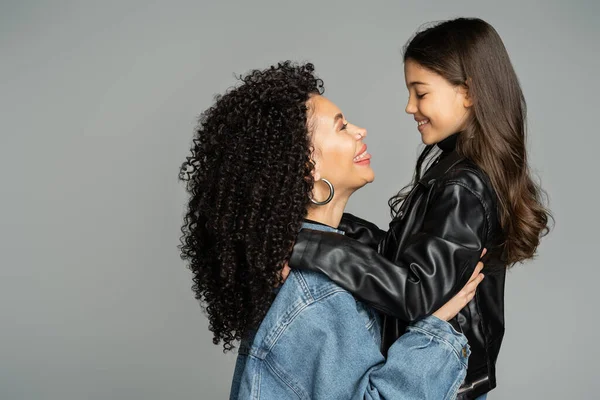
[309,95,342,123]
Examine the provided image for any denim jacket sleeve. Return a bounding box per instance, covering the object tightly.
[373,316,470,400]
[254,291,469,400]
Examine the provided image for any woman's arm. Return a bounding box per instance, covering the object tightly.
[266,275,482,400]
[365,315,469,400]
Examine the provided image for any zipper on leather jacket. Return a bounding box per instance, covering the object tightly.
[457,375,490,394]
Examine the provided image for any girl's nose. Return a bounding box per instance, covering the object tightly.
[405,97,417,114]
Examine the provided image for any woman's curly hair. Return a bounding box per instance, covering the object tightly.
[179,61,324,351]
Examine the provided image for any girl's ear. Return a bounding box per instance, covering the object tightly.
[462,79,473,108]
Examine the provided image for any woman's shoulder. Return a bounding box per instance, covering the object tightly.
[285,269,350,302]
[246,270,358,355]
[266,270,352,328]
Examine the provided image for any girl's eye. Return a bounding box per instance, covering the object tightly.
[416,93,426,99]
[341,122,348,130]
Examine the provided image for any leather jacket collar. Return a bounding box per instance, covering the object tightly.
[437,133,459,153]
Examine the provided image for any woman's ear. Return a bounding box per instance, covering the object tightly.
[310,147,322,182]
[312,163,321,182]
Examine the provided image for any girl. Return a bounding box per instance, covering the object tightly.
[179,61,486,399]
[289,18,551,399]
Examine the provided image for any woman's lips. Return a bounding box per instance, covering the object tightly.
[355,155,371,165]
[354,144,371,165]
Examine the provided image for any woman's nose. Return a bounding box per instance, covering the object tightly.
[355,127,367,140]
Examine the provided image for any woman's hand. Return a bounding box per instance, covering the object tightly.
[432,249,486,321]
[281,262,291,281]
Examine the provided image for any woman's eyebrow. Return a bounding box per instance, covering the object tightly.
[333,113,344,126]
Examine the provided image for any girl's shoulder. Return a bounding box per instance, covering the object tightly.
[431,158,502,239]
[441,158,492,191]
[434,157,498,211]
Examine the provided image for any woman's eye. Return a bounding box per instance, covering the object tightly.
[341,123,348,130]
[416,93,426,99]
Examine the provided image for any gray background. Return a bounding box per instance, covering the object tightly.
[1,0,597,399]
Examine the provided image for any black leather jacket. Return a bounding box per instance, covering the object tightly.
[289,140,506,399]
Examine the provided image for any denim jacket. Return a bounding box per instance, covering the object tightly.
[229,222,470,399]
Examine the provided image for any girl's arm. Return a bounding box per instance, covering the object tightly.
[337,213,386,249]
[290,176,492,321]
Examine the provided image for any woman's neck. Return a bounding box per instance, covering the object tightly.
[305,197,348,228]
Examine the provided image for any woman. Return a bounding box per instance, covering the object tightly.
[179,61,485,399]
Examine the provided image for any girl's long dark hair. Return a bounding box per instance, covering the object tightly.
[391,18,552,266]
[179,62,323,351]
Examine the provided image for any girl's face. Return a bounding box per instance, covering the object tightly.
[308,95,374,198]
[404,59,473,145]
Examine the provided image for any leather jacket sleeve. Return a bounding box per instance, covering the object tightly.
[338,213,386,249]
[289,182,489,321]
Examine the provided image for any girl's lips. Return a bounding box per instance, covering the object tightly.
[417,119,430,132]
